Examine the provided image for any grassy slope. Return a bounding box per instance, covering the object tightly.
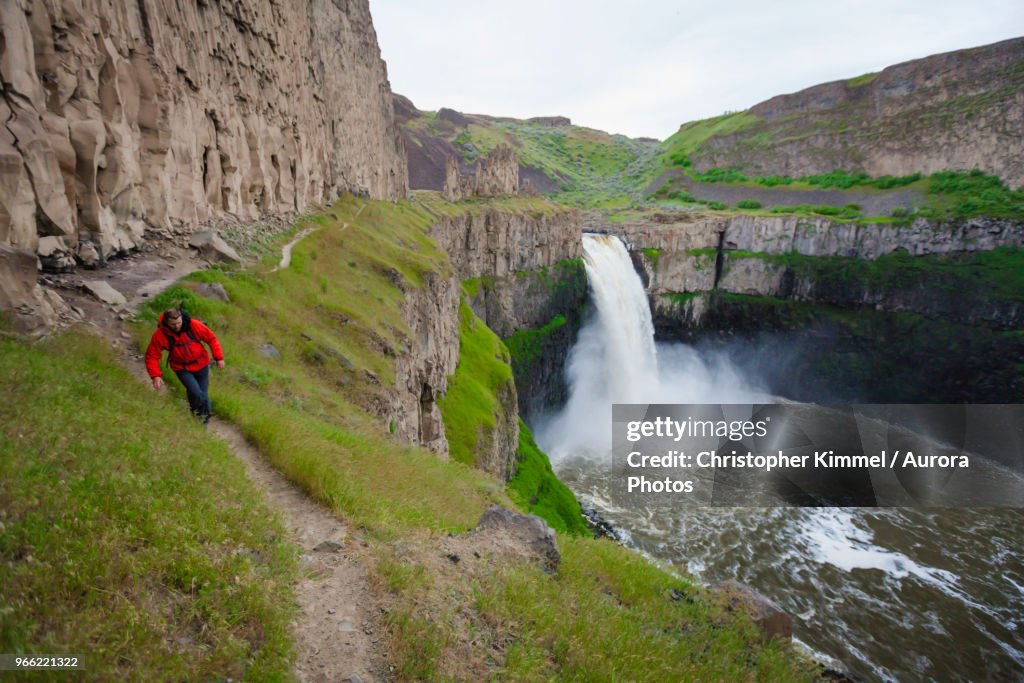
[2,193,814,680]
[135,195,506,537]
[439,296,588,536]
[0,334,297,681]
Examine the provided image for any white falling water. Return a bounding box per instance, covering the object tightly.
[580,234,659,401]
[537,232,765,460]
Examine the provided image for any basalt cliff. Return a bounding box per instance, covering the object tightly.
[1,0,407,330]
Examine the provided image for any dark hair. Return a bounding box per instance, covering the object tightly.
[164,308,182,320]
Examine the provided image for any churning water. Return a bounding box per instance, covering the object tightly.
[536,233,1024,682]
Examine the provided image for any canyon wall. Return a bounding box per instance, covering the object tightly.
[602,213,1024,402]
[1,0,406,270]
[432,203,587,419]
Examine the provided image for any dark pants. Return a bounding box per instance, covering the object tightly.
[175,364,211,419]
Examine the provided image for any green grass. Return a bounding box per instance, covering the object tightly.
[507,421,589,536]
[641,248,662,268]
[438,300,515,470]
[0,333,297,681]
[375,533,812,681]
[804,170,921,190]
[694,167,749,184]
[769,203,862,219]
[925,169,1024,219]
[661,292,700,306]
[846,71,879,88]
[473,537,813,681]
[659,113,762,167]
[504,314,568,369]
[444,304,589,534]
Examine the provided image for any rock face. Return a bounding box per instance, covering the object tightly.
[393,271,461,456]
[714,580,792,640]
[432,203,587,419]
[1,0,406,326]
[395,95,565,195]
[618,214,1024,328]
[689,37,1024,188]
[0,244,69,333]
[433,205,583,285]
[409,203,585,474]
[473,144,519,198]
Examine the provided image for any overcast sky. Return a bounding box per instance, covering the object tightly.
[370,1,1023,140]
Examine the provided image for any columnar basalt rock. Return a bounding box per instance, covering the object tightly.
[1,0,406,327]
[442,144,522,201]
[442,155,463,202]
[473,144,519,198]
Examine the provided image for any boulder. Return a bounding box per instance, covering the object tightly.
[37,236,76,273]
[82,280,127,307]
[714,580,793,640]
[476,504,560,571]
[257,342,281,360]
[195,282,230,302]
[0,245,60,333]
[188,231,241,263]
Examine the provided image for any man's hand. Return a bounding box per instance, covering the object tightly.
[216,359,225,369]
[152,376,163,390]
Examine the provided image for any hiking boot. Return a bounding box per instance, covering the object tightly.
[202,413,211,427]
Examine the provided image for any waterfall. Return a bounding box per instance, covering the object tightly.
[580,234,659,402]
[537,233,765,459]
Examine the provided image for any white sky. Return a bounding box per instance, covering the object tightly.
[370,1,1023,140]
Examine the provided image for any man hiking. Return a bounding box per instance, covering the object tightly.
[145,308,225,424]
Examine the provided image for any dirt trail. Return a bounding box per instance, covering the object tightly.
[273,203,366,272]
[52,229,387,682]
[211,422,385,683]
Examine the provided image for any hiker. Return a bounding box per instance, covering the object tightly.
[145,308,225,424]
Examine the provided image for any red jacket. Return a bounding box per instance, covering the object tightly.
[145,313,224,378]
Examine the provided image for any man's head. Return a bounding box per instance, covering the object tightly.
[163,308,183,332]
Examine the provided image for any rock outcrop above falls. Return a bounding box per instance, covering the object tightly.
[443,144,522,202]
[620,214,1024,329]
[0,0,406,272]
